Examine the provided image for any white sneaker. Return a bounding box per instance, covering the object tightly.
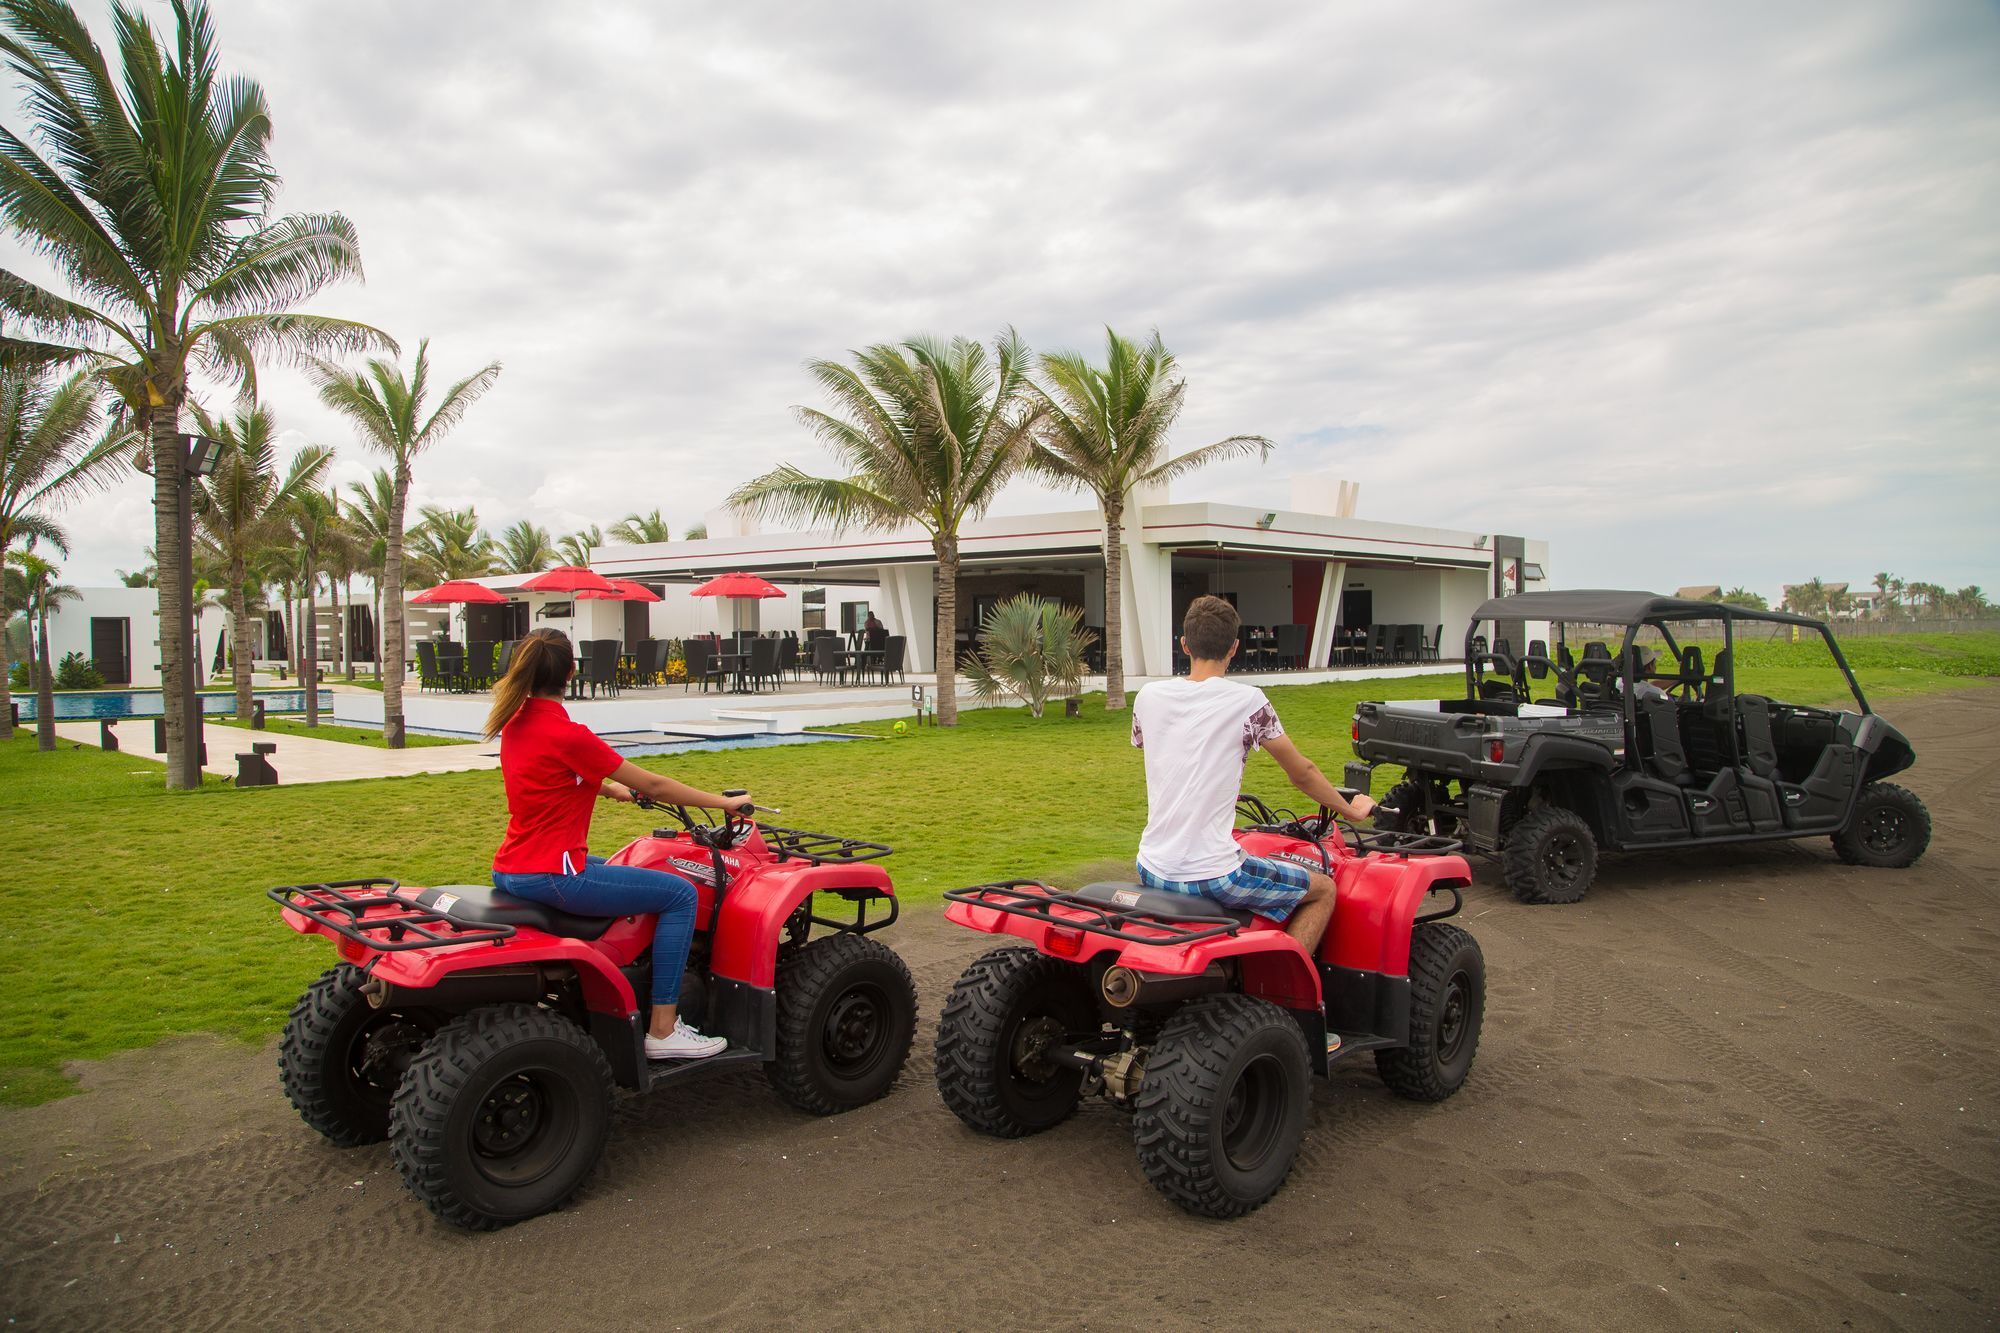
[645,1019,727,1061]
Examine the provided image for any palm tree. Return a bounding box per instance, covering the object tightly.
[608,508,670,544]
[115,561,154,587]
[683,520,708,541]
[497,518,556,574]
[557,524,602,568]
[305,341,500,746]
[730,330,1042,726]
[345,468,394,674]
[0,365,130,739]
[962,593,1096,718]
[15,546,75,750]
[1029,329,1270,709]
[1718,587,1768,611]
[190,400,330,719]
[406,504,496,584]
[287,488,353,727]
[0,0,390,785]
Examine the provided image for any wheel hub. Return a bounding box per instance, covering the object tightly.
[474,1077,546,1156]
[1219,1053,1286,1173]
[1012,1015,1063,1083]
[1437,971,1470,1062]
[823,987,887,1072]
[1862,807,1906,853]
[1543,834,1581,885]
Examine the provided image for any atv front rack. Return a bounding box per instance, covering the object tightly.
[943,880,1245,946]
[759,825,894,864]
[268,879,515,952]
[1340,829,1466,858]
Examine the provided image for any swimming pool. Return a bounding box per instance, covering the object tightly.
[13,689,333,721]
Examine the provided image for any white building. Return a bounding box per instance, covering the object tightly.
[36,587,230,688]
[584,475,1550,675]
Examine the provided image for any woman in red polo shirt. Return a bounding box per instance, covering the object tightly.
[484,629,745,1061]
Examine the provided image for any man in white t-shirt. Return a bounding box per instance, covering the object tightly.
[1132,596,1377,950]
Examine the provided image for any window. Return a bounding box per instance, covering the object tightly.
[840,601,869,633]
[803,587,826,630]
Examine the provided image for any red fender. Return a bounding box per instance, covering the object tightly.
[1322,854,1472,977]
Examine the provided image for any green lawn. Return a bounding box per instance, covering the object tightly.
[207,713,470,749]
[2,642,1992,1107]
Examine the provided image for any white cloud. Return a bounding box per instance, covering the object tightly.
[5,0,1995,602]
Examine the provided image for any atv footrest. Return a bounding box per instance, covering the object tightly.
[944,880,1245,946]
[640,1047,767,1092]
[268,879,516,952]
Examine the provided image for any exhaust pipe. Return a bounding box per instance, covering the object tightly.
[361,968,546,1010]
[1100,963,1229,1009]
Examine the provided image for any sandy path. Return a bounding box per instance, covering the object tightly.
[3,691,1996,1330]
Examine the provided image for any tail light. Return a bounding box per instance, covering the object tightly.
[1351,719,1360,742]
[1044,926,1084,958]
[1487,737,1505,764]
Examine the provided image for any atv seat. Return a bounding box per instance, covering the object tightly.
[1071,881,1255,927]
[409,884,615,941]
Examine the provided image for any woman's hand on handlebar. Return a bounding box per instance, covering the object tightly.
[599,780,637,803]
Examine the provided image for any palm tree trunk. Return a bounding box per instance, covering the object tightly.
[304,570,320,727]
[35,598,56,752]
[383,465,410,747]
[328,575,343,680]
[0,610,14,744]
[369,576,382,678]
[933,534,960,727]
[1102,493,1126,711]
[149,390,199,788]
[344,576,357,680]
[230,562,254,720]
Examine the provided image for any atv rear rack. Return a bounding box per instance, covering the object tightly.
[760,825,894,864]
[943,880,1245,946]
[268,879,515,952]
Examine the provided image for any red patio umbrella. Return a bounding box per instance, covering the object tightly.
[410,580,508,605]
[576,577,663,602]
[690,571,787,599]
[518,565,617,594]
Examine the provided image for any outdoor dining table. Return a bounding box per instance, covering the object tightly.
[714,651,750,692]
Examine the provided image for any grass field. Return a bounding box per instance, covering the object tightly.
[2,636,1992,1107]
[207,714,470,749]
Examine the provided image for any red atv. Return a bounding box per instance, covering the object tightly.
[934,792,1484,1218]
[269,794,916,1229]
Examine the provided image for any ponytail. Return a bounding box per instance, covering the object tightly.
[484,629,574,739]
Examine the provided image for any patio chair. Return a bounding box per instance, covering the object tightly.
[1424,624,1442,662]
[747,636,782,692]
[1395,624,1420,663]
[496,638,518,681]
[584,640,620,697]
[1273,623,1306,670]
[640,639,670,685]
[811,635,844,685]
[1365,624,1389,664]
[682,639,718,693]
[468,639,497,688]
[777,635,799,681]
[415,642,441,692]
[881,635,906,684]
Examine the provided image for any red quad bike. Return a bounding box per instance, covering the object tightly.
[934,792,1484,1219]
[269,793,916,1229]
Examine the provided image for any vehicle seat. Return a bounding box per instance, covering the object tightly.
[1576,642,1614,707]
[1640,696,1693,786]
[1550,643,1578,709]
[1677,645,1705,701]
[1478,649,1522,702]
[1737,694,1780,780]
[1072,881,1255,926]
[409,884,615,940]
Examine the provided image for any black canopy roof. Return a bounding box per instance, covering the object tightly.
[1468,589,1824,628]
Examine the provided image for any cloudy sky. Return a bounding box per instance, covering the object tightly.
[7,0,1997,599]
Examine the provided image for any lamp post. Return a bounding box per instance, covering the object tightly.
[176,434,222,774]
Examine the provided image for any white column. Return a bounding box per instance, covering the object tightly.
[1121,528,1173,677]
[1308,561,1347,668]
[879,564,935,672]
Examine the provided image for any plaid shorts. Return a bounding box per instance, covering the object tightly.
[1136,853,1313,921]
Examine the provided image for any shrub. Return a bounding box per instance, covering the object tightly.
[8,660,27,690]
[962,594,1096,718]
[56,651,104,689]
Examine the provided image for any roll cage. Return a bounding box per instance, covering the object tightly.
[1459,591,1872,780]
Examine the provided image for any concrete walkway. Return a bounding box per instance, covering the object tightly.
[53,720,500,786]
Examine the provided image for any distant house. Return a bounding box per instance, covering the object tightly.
[1675,585,1721,601]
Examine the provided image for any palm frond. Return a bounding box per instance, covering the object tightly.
[188,210,365,315]
[727,465,914,534]
[1137,434,1273,488]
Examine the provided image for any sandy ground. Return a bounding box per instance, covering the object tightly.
[3,690,1997,1331]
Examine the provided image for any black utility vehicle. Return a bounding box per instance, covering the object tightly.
[1346,590,1930,903]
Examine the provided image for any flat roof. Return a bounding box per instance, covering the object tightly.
[589,502,1504,583]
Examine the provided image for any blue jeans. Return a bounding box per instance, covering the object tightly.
[493,855,698,1005]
